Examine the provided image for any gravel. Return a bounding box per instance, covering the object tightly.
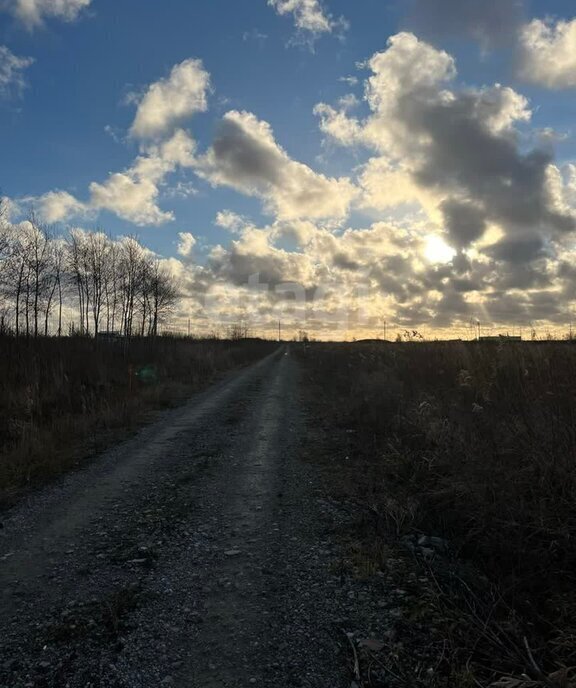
[0,346,406,688]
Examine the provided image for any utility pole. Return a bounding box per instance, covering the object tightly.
[278,319,281,342]
[187,317,191,338]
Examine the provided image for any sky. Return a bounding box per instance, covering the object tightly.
[2,0,576,339]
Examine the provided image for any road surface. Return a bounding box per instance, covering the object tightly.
[0,347,348,688]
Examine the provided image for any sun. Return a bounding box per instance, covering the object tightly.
[424,235,456,264]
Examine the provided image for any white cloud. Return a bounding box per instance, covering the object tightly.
[87,129,197,224]
[88,173,171,226]
[316,31,575,260]
[177,231,196,258]
[196,109,357,220]
[268,0,347,40]
[31,128,197,225]
[208,225,319,288]
[215,210,248,233]
[163,180,198,199]
[317,32,457,155]
[24,57,209,226]
[33,190,87,223]
[314,102,362,146]
[518,18,576,89]
[4,0,92,29]
[304,25,576,333]
[0,45,33,97]
[403,1,576,91]
[129,59,210,140]
[357,157,438,215]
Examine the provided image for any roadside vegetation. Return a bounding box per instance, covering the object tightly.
[0,335,276,506]
[298,341,576,687]
[0,199,278,504]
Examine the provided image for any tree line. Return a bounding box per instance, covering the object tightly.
[0,199,179,338]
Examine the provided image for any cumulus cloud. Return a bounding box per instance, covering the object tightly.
[33,190,86,223]
[316,32,575,262]
[0,45,33,97]
[215,210,248,234]
[3,0,92,29]
[88,172,171,225]
[404,1,576,92]
[177,231,196,258]
[196,110,357,220]
[93,129,195,224]
[26,59,209,226]
[129,59,210,140]
[208,225,319,288]
[518,18,576,89]
[268,0,347,42]
[32,128,197,225]
[196,216,465,337]
[297,31,576,332]
[162,207,575,337]
[441,200,486,249]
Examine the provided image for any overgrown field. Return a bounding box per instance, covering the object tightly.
[298,341,576,687]
[0,336,276,504]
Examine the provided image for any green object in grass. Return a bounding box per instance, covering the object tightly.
[135,365,157,384]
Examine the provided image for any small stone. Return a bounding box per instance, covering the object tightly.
[224,549,241,557]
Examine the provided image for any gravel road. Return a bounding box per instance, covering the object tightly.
[0,346,355,688]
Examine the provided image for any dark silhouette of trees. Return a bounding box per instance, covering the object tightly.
[0,206,180,337]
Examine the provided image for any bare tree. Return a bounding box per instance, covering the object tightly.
[0,216,180,338]
[103,239,120,333]
[119,237,143,337]
[44,238,66,336]
[86,231,109,337]
[148,259,179,336]
[67,230,89,335]
[26,214,52,337]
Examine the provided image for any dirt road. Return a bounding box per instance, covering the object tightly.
[0,346,350,688]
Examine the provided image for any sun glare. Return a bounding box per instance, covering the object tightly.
[424,235,456,264]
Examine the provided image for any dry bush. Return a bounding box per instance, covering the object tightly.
[0,335,275,503]
[297,341,576,684]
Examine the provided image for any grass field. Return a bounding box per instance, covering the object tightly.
[0,335,276,505]
[298,340,576,687]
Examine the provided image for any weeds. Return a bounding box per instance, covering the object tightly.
[0,335,276,503]
[298,341,576,686]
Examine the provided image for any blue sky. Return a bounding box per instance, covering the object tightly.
[3,0,576,336]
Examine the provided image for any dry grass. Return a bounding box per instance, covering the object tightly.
[297,340,576,687]
[0,335,276,504]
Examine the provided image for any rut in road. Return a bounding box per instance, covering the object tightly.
[0,346,349,688]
